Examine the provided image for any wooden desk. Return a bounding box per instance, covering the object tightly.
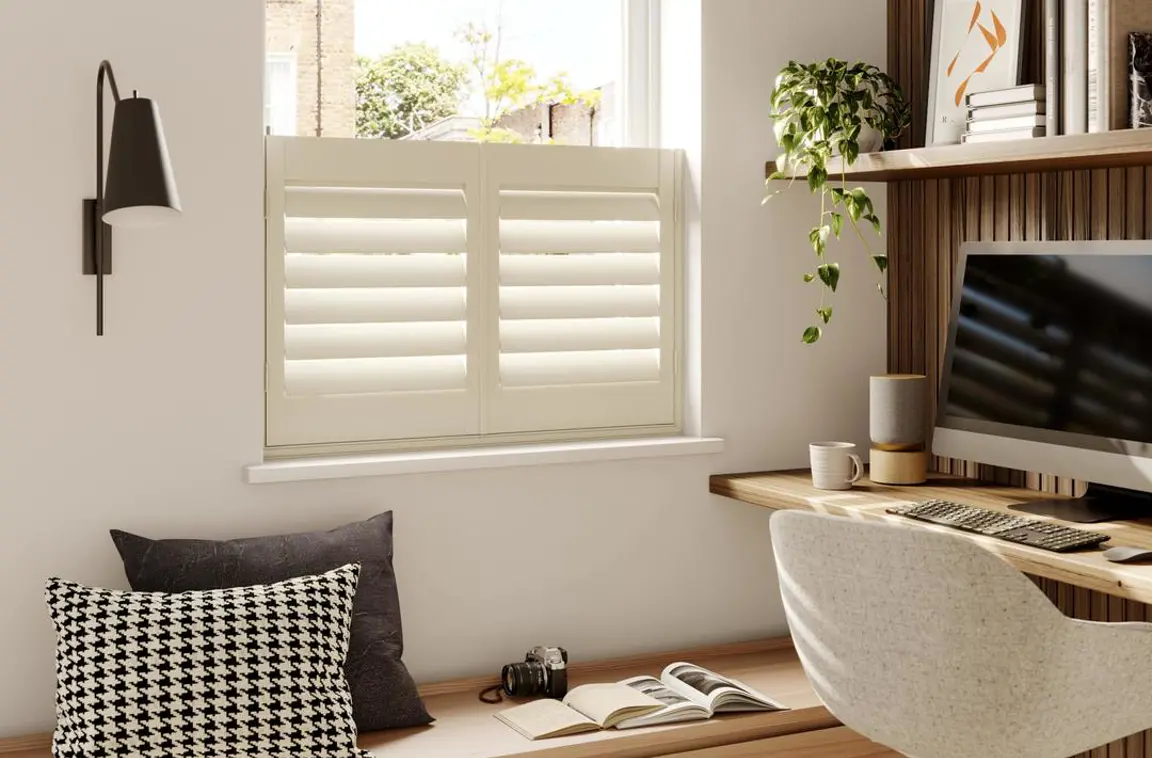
[711,470,1152,605]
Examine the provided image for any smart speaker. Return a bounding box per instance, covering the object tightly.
[870,374,928,484]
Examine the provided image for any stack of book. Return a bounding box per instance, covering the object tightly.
[1045,0,1152,135]
[963,85,1046,144]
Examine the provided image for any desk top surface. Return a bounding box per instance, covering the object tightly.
[711,470,1152,605]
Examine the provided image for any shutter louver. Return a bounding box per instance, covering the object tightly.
[485,145,679,434]
[266,139,482,447]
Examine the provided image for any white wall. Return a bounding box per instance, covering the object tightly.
[0,0,885,736]
[701,0,889,474]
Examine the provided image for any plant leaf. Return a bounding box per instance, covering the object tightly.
[806,165,827,193]
[802,326,822,344]
[817,262,841,292]
[872,255,889,273]
[830,211,843,237]
[803,272,816,283]
[817,306,833,324]
[809,225,828,255]
[845,195,863,221]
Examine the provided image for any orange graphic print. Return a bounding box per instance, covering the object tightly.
[945,1,1011,106]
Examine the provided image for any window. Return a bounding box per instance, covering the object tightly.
[264,53,297,136]
[264,137,681,453]
[263,0,658,146]
[262,0,669,455]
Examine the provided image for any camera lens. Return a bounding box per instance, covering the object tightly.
[501,661,549,698]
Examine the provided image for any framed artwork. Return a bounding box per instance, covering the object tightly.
[927,0,1026,145]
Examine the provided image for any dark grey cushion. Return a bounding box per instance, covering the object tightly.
[110,512,432,731]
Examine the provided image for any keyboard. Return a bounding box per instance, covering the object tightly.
[887,499,1111,553]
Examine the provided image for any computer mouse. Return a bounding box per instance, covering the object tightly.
[1102,546,1152,563]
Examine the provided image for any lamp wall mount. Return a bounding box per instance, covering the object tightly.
[82,199,112,275]
[83,59,180,336]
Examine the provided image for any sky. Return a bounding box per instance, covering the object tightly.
[355,0,622,115]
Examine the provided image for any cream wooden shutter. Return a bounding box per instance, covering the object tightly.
[483,145,679,434]
[265,137,482,447]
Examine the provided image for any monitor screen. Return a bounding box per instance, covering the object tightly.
[940,253,1152,450]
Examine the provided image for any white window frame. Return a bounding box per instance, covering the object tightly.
[622,0,662,148]
[264,52,297,137]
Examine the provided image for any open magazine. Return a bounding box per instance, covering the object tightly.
[615,662,787,729]
[494,662,787,739]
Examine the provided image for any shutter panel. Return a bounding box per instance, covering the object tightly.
[483,145,679,434]
[266,138,482,447]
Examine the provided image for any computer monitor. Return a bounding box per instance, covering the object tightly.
[934,241,1152,523]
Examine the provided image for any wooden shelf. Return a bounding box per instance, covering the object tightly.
[766,130,1152,182]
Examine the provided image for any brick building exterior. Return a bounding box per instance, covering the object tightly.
[407,83,618,145]
[265,0,355,138]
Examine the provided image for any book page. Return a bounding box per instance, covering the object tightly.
[494,699,599,740]
[563,682,664,728]
[661,662,787,713]
[614,676,711,729]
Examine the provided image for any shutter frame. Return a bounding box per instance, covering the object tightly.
[266,138,682,452]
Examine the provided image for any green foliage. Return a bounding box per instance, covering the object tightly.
[457,21,601,143]
[355,44,468,139]
[816,262,840,292]
[766,59,911,344]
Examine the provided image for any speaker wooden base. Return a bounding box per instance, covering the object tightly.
[870,449,927,485]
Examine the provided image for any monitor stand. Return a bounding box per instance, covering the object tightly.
[1010,483,1152,524]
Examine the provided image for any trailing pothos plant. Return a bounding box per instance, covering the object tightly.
[766,59,911,344]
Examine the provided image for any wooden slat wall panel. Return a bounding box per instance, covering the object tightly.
[887,3,1152,755]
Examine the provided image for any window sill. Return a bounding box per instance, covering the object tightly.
[245,436,725,484]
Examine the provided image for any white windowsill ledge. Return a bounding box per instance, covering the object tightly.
[245,436,725,484]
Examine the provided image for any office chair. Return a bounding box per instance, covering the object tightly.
[770,510,1152,758]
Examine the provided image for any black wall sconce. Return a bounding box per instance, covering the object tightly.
[85,60,181,335]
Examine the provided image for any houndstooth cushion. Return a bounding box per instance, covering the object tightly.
[46,564,372,758]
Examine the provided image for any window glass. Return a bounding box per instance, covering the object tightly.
[264,54,298,136]
[264,0,625,145]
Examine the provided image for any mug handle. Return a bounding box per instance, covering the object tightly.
[847,454,864,485]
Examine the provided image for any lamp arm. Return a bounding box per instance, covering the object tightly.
[94,61,121,336]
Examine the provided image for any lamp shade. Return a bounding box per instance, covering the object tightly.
[102,96,181,228]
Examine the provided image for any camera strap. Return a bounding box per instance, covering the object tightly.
[478,683,505,704]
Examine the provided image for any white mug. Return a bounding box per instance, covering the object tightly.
[810,442,864,490]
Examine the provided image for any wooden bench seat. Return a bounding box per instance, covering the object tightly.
[0,638,898,758]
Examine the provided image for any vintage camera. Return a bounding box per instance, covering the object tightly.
[501,646,569,699]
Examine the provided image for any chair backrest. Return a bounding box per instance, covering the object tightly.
[770,510,1068,758]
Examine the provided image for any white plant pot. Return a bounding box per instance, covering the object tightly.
[857,124,883,154]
